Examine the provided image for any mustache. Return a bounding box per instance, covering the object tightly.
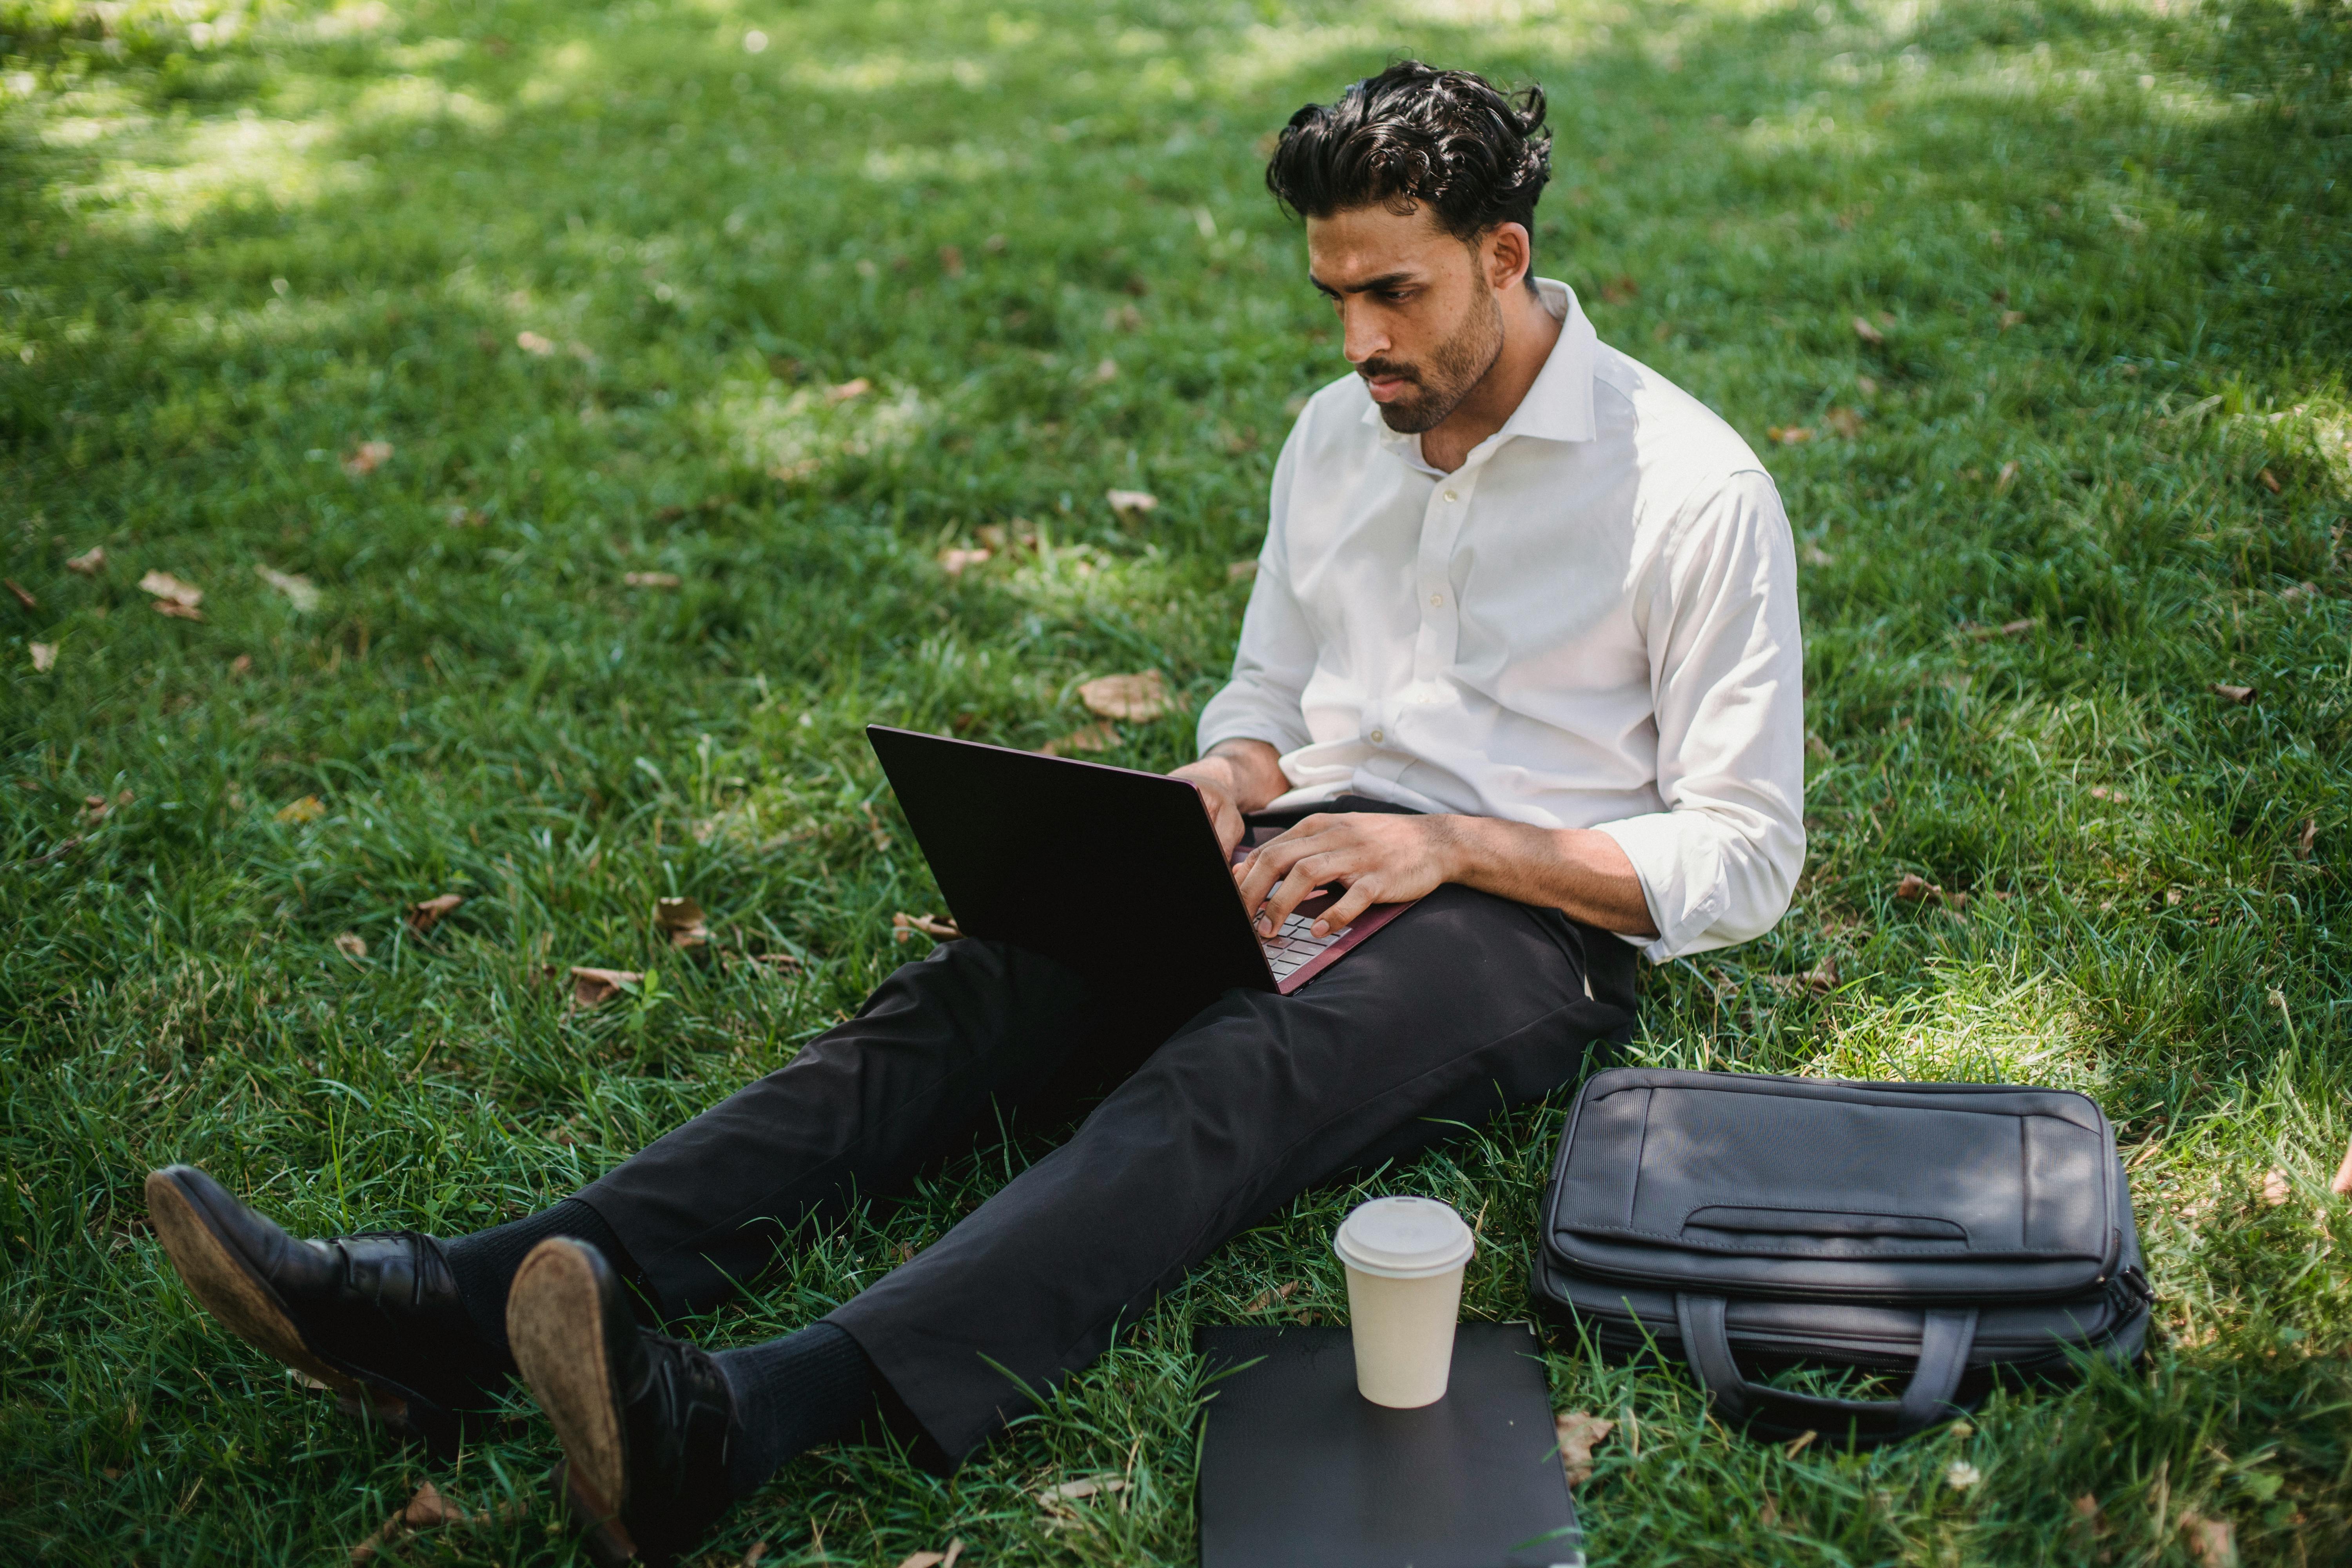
[1357,358,1421,384]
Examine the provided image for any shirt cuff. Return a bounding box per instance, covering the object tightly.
[1591,812,1729,964]
[1196,688,1312,759]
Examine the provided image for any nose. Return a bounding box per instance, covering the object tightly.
[1339,298,1389,367]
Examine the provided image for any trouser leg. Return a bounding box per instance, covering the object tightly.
[828,882,1639,1463]
[572,937,1134,1317]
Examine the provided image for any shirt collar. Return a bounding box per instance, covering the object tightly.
[1363,277,1599,465]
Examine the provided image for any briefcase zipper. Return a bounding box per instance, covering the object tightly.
[2104,1264,2154,1315]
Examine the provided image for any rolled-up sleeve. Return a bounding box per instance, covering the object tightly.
[1591,469,1806,962]
[1197,427,1319,756]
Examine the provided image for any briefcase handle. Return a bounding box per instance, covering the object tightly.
[1673,1295,1980,1446]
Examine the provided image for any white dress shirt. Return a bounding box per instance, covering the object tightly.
[1197,278,1805,962]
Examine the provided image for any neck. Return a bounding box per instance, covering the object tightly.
[1420,283,1562,474]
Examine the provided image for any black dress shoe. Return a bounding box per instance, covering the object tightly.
[508,1238,738,1568]
[144,1164,512,1456]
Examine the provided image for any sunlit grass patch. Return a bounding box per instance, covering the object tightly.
[3,0,2349,1561]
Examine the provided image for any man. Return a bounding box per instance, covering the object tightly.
[145,62,1802,1566]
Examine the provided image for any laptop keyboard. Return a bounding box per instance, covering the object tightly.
[1262,910,1342,982]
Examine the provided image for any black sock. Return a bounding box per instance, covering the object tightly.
[714,1321,876,1497]
[442,1198,639,1353]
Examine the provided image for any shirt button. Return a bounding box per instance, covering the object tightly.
[1443,488,1459,503]
[1430,593,1444,607]
[1369,729,1385,744]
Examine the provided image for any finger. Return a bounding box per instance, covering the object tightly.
[1215,800,1245,857]
[1239,834,1314,913]
[1310,880,1379,937]
[1258,856,1333,937]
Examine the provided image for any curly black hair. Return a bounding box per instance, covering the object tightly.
[1265,62,1552,261]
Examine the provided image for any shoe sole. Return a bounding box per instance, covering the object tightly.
[143,1169,432,1446]
[509,1240,639,1567]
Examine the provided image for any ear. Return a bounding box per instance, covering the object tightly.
[1483,222,1533,293]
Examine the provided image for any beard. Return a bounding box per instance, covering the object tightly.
[1363,288,1507,435]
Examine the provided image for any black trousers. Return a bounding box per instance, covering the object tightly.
[575,862,1638,1465]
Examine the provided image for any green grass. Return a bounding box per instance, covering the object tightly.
[3,0,2348,1561]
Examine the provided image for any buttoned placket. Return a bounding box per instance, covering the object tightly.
[1360,443,1492,781]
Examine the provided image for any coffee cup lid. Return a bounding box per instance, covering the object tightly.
[1333,1196,1475,1279]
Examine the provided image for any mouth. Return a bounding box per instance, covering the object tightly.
[1361,370,1416,404]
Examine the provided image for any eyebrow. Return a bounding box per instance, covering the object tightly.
[1308,269,1421,298]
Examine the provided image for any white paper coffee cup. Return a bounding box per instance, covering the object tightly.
[1334,1196,1475,1408]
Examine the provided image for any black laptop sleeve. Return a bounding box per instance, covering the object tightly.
[1530,1069,2153,1447]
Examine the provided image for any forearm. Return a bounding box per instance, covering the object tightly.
[1436,817,1658,939]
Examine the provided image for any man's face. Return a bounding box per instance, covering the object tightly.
[1305,204,1506,434]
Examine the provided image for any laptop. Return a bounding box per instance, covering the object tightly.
[867,726,1416,998]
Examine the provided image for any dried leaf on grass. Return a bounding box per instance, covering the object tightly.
[1821,406,1864,438]
[1079,670,1182,722]
[342,440,394,477]
[896,1543,965,1568]
[624,571,683,589]
[655,896,710,949]
[1245,1281,1302,1312]
[1105,488,1158,522]
[2089,785,2128,803]
[65,545,106,576]
[29,642,56,673]
[140,570,203,608]
[1767,425,1811,446]
[860,800,892,849]
[893,911,962,943]
[1945,1461,1982,1490]
[1894,873,1967,911]
[1961,616,2039,639]
[2260,1169,2292,1206]
[1043,1477,1126,1501]
[826,377,871,403]
[516,330,557,356]
[1852,314,1886,346]
[2212,682,2256,706]
[254,564,320,612]
[1599,274,1639,305]
[334,932,368,960]
[350,1481,521,1563]
[1041,723,1118,757]
[939,547,992,576]
[1994,459,2021,495]
[275,795,327,825]
[1554,1410,1616,1487]
[571,966,643,1006]
[1227,559,1258,583]
[408,894,463,933]
[2180,1512,2238,1568]
[2257,468,2281,495]
[230,653,254,676]
[5,578,36,610]
[152,599,205,621]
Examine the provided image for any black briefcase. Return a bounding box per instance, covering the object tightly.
[1530,1069,2154,1447]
